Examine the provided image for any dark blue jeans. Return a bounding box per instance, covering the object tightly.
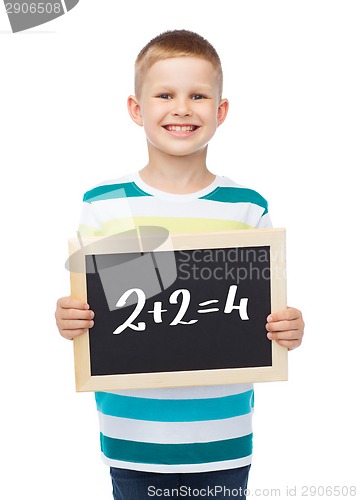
[110,465,251,499]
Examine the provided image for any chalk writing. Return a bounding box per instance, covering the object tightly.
[113,284,249,334]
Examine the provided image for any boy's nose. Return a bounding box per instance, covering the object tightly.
[171,99,192,117]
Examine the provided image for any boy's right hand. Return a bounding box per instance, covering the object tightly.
[55,296,94,340]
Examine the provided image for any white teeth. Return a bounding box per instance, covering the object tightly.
[166,125,196,132]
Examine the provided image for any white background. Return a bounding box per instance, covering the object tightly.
[1,1,357,498]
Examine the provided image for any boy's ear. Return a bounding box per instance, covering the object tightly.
[127,95,143,126]
[217,98,229,127]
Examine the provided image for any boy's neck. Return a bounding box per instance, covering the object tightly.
[139,145,215,194]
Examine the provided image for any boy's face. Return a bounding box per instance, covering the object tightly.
[128,57,228,159]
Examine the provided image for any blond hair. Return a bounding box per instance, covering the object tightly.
[134,29,223,97]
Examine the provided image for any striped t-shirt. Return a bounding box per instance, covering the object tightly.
[78,170,272,473]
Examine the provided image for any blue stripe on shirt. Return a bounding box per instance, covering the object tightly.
[100,432,253,465]
[95,390,254,422]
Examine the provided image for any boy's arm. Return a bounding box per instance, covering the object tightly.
[265,307,304,351]
[55,297,95,340]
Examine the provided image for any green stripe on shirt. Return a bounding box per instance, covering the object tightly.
[95,390,254,422]
[83,183,268,216]
[200,187,268,214]
[83,182,151,203]
[100,432,253,465]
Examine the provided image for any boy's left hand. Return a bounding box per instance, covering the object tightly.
[266,307,304,351]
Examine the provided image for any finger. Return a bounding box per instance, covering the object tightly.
[59,319,94,331]
[267,328,301,342]
[60,308,95,321]
[57,296,90,310]
[60,328,89,341]
[266,318,302,333]
[275,338,303,351]
[267,306,302,323]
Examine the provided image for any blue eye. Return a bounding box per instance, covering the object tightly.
[158,94,172,99]
[192,94,205,100]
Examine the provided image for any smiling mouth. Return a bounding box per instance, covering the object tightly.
[163,125,199,132]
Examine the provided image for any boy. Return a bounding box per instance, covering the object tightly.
[55,30,304,499]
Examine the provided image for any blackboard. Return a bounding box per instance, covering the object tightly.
[69,228,287,391]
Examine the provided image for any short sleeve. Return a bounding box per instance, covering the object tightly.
[256,211,273,229]
[77,199,104,237]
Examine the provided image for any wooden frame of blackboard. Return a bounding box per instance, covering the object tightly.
[69,228,287,392]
